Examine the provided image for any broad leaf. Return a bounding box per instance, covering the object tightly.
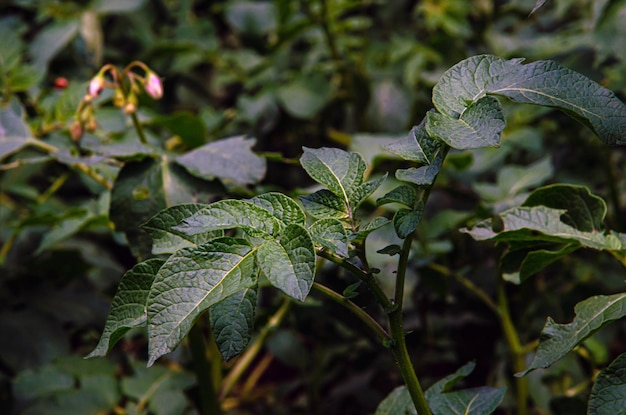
[588,353,626,415]
[300,147,366,207]
[350,174,388,210]
[174,199,283,238]
[209,287,257,361]
[300,189,349,220]
[142,204,224,255]
[393,203,424,239]
[87,259,165,358]
[396,150,444,186]
[176,136,266,185]
[147,238,257,366]
[501,243,580,284]
[276,74,332,119]
[432,55,626,145]
[384,117,440,164]
[520,293,626,376]
[110,157,223,260]
[351,216,391,243]
[0,99,31,139]
[309,218,349,257]
[462,206,621,250]
[426,96,506,149]
[376,362,505,415]
[256,224,315,301]
[29,20,79,69]
[248,192,306,226]
[522,184,606,232]
[0,137,29,161]
[377,185,419,208]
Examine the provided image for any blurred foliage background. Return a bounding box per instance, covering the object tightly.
[1,0,625,414]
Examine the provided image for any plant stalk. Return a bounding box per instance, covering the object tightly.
[131,112,148,144]
[497,277,528,415]
[188,323,222,415]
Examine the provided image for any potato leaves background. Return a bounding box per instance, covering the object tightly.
[1,1,626,415]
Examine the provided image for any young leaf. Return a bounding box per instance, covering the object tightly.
[248,192,306,226]
[432,55,626,145]
[393,203,424,239]
[426,96,506,149]
[300,147,366,205]
[384,117,440,164]
[395,150,444,186]
[309,218,349,257]
[147,237,257,366]
[300,189,349,220]
[209,286,257,362]
[173,199,283,238]
[588,353,626,415]
[350,173,388,210]
[519,293,626,376]
[377,185,419,208]
[142,204,223,255]
[87,259,165,358]
[175,135,266,185]
[256,224,315,301]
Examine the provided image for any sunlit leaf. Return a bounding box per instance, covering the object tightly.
[384,116,440,164]
[147,238,258,366]
[248,192,306,226]
[300,189,349,220]
[309,218,349,257]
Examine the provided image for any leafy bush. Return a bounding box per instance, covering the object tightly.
[1,1,626,415]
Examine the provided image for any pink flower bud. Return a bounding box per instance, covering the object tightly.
[144,72,163,99]
[88,74,105,98]
[70,120,83,141]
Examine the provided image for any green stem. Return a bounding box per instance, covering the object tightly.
[316,249,392,310]
[188,323,221,415]
[131,112,148,144]
[497,276,528,415]
[37,172,70,204]
[312,282,390,343]
[219,299,291,400]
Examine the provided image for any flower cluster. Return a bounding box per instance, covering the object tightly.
[71,62,162,141]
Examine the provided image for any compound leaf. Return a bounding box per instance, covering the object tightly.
[147,237,257,366]
[87,259,165,358]
[432,55,626,145]
[309,218,349,257]
[300,189,349,220]
[384,117,440,164]
[256,224,315,301]
[248,192,306,226]
[209,287,257,362]
[520,293,626,376]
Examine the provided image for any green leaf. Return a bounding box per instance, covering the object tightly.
[0,99,31,139]
[462,206,621,250]
[588,353,626,415]
[501,243,580,284]
[377,184,419,208]
[151,111,207,148]
[225,1,277,36]
[309,218,349,257]
[522,184,607,232]
[86,259,165,358]
[209,286,257,361]
[375,386,416,415]
[147,237,257,366]
[384,117,440,164]
[277,74,332,119]
[29,20,79,68]
[0,136,29,161]
[300,147,366,205]
[426,96,506,149]
[425,362,506,415]
[93,0,147,14]
[530,0,550,16]
[432,55,626,145]
[173,199,283,238]
[395,151,444,186]
[248,192,306,226]
[141,204,223,255]
[519,293,626,376]
[300,189,349,220]
[110,157,223,260]
[351,216,391,243]
[256,224,315,301]
[393,203,424,239]
[176,136,266,185]
[350,174,388,210]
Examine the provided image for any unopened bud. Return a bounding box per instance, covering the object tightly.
[124,92,138,114]
[86,117,97,132]
[144,71,163,99]
[88,73,105,98]
[113,88,125,108]
[70,120,83,141]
